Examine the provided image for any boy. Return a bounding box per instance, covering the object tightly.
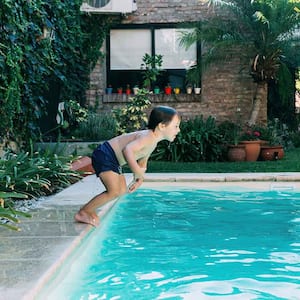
[75,106,180,226]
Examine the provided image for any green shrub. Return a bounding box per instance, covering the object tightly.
[73,112,117,141]
[113,88,151,134]
[289,131,300,148]
[151,116,224,162]
[0,150,81,199]
[218,121,242,146]
[0,149,82,230]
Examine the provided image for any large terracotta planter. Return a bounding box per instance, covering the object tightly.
[260,145,284,161]
[227,144,246,162]
[239,140,261,162]
[71,156,95,176]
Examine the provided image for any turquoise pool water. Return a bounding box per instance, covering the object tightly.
[46,187,300,299]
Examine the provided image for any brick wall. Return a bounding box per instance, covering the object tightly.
[85,0,267,125]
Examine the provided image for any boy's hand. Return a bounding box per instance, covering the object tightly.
[128,178,143,193]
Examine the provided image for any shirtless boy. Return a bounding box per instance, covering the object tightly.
[74,106,180,226]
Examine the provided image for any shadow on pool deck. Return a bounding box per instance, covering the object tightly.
[1,172,300,300]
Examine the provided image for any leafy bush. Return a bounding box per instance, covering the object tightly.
[151,116,224,162]
[289,131,300,148]
[0,149,82,230]
[0,150,81,198]
[73,112,117,141]
[113,88,151,134]
[218,121,242,146]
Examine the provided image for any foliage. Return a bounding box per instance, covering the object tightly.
[0,148,82,230]
[113,88,152,134]
[218,118,299,149]
[64,100,89,127]
[264,119,293,147]
[185,63,202,87]
[72,112,117,141]
[0,150,81,199]
[141,53,164,89]
[180,0,300,125]
[151,116,224,162]
[240,126,262,141]
[58,100,89,138]
[0,0,113,146]
[289,131,300,148]
[218,121,242,145]
[0,192,31,231]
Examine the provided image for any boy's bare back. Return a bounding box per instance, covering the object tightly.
[109,130,158,166]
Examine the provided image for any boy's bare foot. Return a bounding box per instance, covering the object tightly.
[74,209,99,226]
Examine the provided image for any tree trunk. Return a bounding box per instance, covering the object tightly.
[248,81,267,125]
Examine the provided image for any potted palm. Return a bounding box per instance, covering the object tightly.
[186,63,201,94]
[141,53,164,90]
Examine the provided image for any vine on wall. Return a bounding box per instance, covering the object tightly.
[0,0,114,146]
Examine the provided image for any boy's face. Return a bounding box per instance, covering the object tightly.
[162,114,181,142]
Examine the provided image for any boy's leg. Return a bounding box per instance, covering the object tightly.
[74,171,127,226]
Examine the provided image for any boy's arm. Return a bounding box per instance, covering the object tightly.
[137,156,149,174]
[122,137,149,179]
[127,156,150,193]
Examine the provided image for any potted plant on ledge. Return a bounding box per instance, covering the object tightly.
[186,63,201,95]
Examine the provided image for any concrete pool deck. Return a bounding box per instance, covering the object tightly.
[1,172,300,300]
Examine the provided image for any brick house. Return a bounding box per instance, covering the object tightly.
[83,0,267,124]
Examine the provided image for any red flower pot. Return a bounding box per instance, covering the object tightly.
[164,86,172,95]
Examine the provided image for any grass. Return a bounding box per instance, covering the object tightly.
[145,148,300,173]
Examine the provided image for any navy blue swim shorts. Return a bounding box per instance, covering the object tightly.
[91,141,123,176]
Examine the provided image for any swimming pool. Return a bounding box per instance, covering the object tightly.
[39,184,300,299]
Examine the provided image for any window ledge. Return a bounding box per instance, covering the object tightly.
[102,93,201,103]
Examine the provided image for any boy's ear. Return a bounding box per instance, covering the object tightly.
[158,122,166,131]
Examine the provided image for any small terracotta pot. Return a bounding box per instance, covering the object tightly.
[227,144,246,162]
[260,145,284,161]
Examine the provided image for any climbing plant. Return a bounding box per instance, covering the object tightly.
[0,0,114,147]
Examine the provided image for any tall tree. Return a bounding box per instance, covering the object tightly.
[181,0,300,125]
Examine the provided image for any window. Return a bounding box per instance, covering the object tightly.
[107,25,198,91]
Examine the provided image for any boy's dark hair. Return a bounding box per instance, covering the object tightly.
[148,106,178,130]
